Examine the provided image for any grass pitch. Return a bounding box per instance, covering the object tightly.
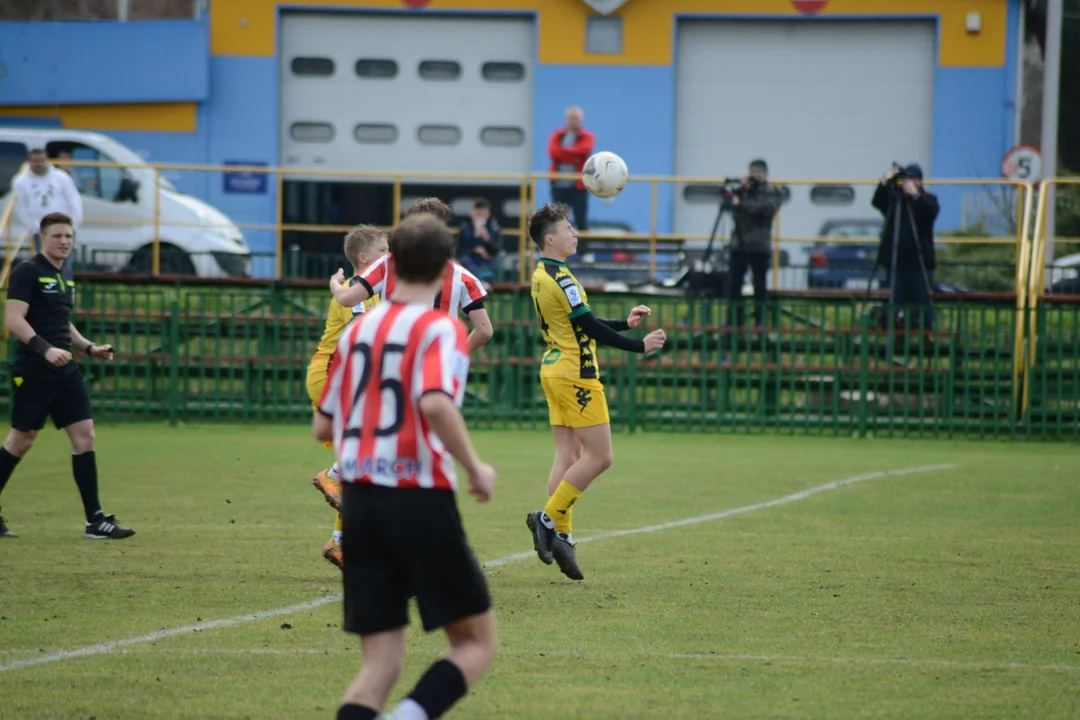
[0,426,1077,719]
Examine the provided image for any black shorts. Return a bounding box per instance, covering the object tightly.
[10,366,93,432]
[340,482,491,636]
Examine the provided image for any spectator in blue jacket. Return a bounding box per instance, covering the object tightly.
[457,199,499,285]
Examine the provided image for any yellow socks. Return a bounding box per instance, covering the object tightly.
[543,480,582,535]
[554,506,573,535]
[332,512,343,547]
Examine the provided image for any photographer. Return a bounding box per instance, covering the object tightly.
[871,163,940,329]
[728,159,782,329]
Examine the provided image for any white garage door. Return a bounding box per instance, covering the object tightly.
[674,20,935,276]
[280,12,534,180]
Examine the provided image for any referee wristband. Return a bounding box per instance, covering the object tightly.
[28,335,53,356]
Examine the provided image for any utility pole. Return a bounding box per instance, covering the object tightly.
[1040,0,1062,267]
[117,0,129,22]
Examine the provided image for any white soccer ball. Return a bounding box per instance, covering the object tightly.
[582,151,629,199]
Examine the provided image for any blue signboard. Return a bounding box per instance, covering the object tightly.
[223,161,268,194]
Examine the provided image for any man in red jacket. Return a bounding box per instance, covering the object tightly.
[547,106,595,231]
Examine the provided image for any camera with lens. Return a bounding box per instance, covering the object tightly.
[719,176,748,208]
[890,162,910,183]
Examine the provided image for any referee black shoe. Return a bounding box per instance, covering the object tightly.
[85,514,136,540]
[526,511,554,565]
[552,533,584,581]
[0,515,18,538]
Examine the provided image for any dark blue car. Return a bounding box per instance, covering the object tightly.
[807,219,970,294]
[807,219,883,290]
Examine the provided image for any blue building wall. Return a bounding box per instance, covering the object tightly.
[532,64,676,237]
[0,19,209,104]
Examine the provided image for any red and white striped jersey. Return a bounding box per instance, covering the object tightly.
[318,301,471,491]
[357,254,488,318]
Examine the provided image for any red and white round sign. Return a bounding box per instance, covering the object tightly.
[1001,145,1042,182]
[792,0,829,14]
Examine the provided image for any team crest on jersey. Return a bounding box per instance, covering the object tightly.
[563,284,583,306]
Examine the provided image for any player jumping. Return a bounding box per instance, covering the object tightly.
[328,198,494,354]
[306,225,388,569]
[525,203,666,581]
[314,212,497,720]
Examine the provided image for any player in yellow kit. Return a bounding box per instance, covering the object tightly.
[306,224,389,570]
[525,203,666,581]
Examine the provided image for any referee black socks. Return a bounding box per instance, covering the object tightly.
[335,704,378,720]
[72,451,103,522]
[395,658,468,719]
[0,447,21,499]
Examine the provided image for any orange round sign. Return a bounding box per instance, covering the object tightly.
[792,0,829,14]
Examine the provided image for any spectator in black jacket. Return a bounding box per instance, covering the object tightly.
[457,199,499,285]
[728,159,783,329]
[872,163,940,329]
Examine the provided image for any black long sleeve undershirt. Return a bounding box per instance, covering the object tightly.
[576,313,644,353]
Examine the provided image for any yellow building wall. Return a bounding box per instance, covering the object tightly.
[210,0,1007,68]
[0,103,198,133]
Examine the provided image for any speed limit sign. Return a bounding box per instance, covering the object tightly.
[1002,145,1042,182]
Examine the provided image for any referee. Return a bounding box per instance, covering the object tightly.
[0,212,134,540]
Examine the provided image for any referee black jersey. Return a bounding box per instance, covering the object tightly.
[7,253,77,375]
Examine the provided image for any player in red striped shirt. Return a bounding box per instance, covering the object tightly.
[329,197,494,353]
[314,212,497,720]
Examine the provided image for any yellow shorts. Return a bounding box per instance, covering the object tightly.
[541,376,610,428]
[306,361,328,411]
[306,361,335,450]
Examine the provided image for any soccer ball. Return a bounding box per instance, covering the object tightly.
[582,151,629,199]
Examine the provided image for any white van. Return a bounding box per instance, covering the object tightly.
[0,128,251,277]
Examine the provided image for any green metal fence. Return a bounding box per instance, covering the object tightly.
[0,281,1077,440]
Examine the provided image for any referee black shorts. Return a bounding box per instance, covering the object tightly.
[10,366,93,432]
[340,482,492,636]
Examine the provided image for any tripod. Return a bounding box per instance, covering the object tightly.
[866,184,933,361]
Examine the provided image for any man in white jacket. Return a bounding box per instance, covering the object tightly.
[13,149,84,280]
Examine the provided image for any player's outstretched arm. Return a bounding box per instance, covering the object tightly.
[575,311,666,354]
[419,392,495,502]
[330,270,372,306]
[465,307,494,353]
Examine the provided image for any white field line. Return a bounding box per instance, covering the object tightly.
[0,464,952,674]
[1,647,1074,673]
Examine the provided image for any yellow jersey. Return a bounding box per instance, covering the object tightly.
[311,276,378,371]
[531,258,599,380]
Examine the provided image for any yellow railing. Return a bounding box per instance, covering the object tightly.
[1021,177,1080,417]
[5,160,1068,300]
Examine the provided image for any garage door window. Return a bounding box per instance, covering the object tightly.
[418,125,462,146]
[291,57,334,76]
[480,126,525,147]
[481,61,525,81]
[354,124,398,144]
[355,59,398,78]
[682,185,723,203]
[290,122,335,143]
[810,185,856,206]
[419,60,462,80]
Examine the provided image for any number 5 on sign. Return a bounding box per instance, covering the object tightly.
[1002,145,1042,182]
